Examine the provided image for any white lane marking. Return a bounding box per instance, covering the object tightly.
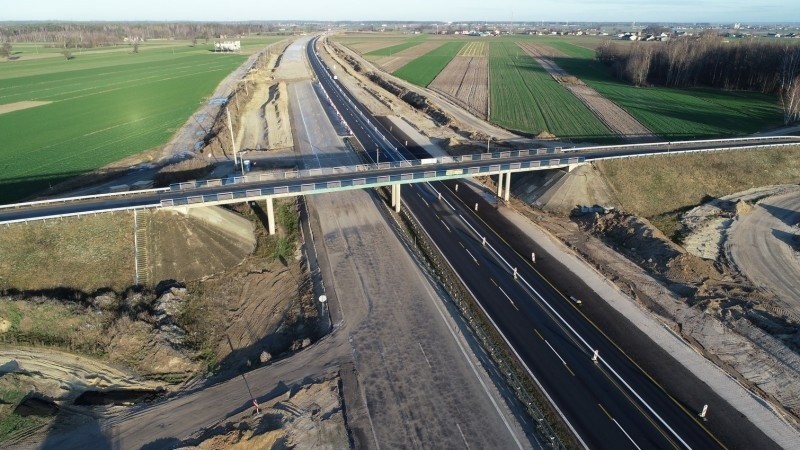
[455,204,693,450]
[544,339,567,366]
[465,248,479,265]
[614,418,643,450]
[440,219,451,233]
[497,286,518,310]
[418,342,432,369]
[456,423,471,449]
[425,182,457,210]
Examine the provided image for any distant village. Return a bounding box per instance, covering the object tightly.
[354,21,800,41]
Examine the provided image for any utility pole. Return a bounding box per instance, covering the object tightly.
[226,107,238,165]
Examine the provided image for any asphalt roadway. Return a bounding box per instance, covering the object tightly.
[303,35,745,449]
[33,36,533,450]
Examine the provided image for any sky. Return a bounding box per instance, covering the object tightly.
[4,0,799,24]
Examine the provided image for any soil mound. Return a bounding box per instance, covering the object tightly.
[535,131,556,139]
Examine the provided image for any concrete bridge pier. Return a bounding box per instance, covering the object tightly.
[504,171,511,202]
[265,197,276,235]
[391,183,401,213]
[497,172,505,198]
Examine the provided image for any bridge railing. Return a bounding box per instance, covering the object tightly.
[167,147,564,193]
[164,135,798,194]
[0,187,170,211]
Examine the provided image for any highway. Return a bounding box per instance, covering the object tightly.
[305,36,727,448]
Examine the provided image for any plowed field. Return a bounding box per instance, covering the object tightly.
[429,56,488,119]
[458,41,488,57]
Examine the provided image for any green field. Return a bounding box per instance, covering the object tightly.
[0,37,282,204]
[542,39,782,139]
[393,41,465,87]
[365,35,428,56]
[340,34,784,141]
[488,41,613,141]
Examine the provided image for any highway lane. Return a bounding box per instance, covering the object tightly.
[304,35,727,448]
[404,180,724,449]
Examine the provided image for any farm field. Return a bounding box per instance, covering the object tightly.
[516,42,655,141]
[539,39,782,138]
[487,40,613,140]
[0,37,282,204]
[393,41,465,88]
[371,41,446,73]
[364,35,427,56]
[429,54,489,119]
[337,33,783,140]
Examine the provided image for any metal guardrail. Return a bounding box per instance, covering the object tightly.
[584,141,799,161]
[0,187,170,210]
[0,204,160,225]
[560,135,799,153]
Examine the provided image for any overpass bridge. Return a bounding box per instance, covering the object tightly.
[1,135,799,232]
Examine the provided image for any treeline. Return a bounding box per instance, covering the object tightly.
[0,22,296,48]
[597,37,800,124]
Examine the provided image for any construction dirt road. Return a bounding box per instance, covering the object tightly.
[728,188,800,317]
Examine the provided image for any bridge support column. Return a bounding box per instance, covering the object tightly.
[497,172,504,198]
[392,183,401,213]
[265,197,276,235]
[504,171,511,202]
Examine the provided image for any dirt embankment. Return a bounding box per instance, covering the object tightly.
[0,198,321,441]
[175,377,348,449]
[198,39,295,161]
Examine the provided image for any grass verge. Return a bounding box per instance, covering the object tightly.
[595,146,800,238]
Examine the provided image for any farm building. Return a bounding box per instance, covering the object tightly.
[214,41,241,52]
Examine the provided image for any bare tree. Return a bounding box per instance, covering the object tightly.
[132,41,139,53]
[627,43,653,86]
[780,45,800,124]
[62,49,73,60]
[0,42,11,59]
